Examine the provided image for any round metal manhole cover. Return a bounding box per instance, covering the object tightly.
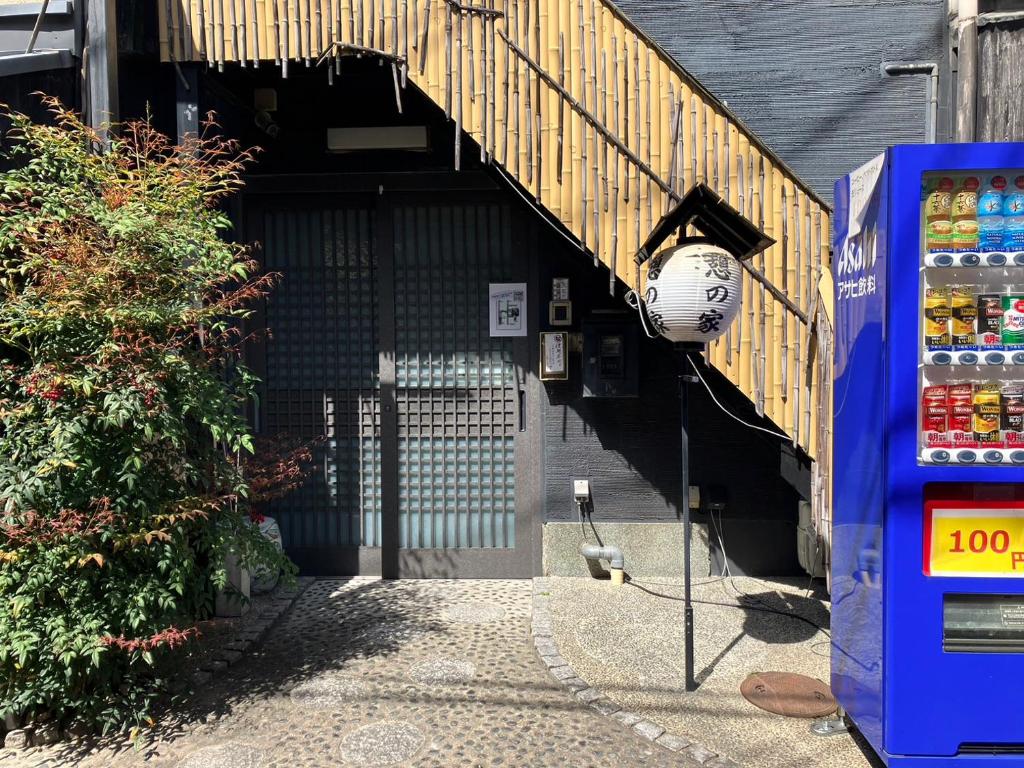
[740,672,837,718]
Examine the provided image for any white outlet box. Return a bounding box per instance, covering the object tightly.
[573,479,591,501]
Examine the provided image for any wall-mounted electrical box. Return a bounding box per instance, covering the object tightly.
[582,316,639,398]
[573,479,591,502]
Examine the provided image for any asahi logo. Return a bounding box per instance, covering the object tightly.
[836,226,879,301]
[836,227,877,278]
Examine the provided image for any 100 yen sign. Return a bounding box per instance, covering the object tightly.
[928,508,1024,576]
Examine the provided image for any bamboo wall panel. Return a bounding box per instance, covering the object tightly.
[157,0,832,467]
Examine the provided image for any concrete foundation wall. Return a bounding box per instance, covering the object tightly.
[542,521,710,579]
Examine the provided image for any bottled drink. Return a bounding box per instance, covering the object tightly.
[924,177,954,252]
[951,176,980,252]
[978,175,1006,251]
[1004,175,1024,252]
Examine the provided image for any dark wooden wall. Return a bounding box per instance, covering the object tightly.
[978,20,1024,142]
[537,231,809,575]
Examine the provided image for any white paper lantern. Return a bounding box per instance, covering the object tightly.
[642,241,743,343]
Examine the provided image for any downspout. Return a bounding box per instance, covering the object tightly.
[881,62,939,143]
[955,0,978,142]
[579,542,625,586]
[85,0,119,139]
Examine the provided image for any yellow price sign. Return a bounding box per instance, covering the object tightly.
[927,508,1024,577]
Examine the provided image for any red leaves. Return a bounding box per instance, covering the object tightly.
[101,626,199,654]
[242,434,321,505]
[1,498,117,547]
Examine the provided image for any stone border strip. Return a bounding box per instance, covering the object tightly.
[531,577,740,768]
[2,576,316,751]
[187,575,316,688]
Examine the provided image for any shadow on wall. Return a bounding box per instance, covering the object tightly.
[541,290,810,577]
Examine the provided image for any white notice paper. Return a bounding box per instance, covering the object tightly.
[489,283,527,337]
[541,332,567,378]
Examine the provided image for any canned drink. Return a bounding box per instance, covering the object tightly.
[922,384,949,449]
[924,287,952,349]
[951,285,977,348]
[1002,383,1024,446]
[973,382,1002,444]
[1002,294,1024,348]
[977,294,1003,348]
[949,383,975,447]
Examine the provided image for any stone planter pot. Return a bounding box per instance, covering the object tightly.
[214,550,251,618]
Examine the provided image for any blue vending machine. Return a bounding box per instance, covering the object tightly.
[833,142,1024,766]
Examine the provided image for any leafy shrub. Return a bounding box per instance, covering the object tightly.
[0,99,294,734]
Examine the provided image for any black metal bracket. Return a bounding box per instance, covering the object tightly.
[634,183,774,266]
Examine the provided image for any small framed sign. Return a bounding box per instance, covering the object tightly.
[489,283,527,337]
[540,332,569,380]
[552,277,570,301]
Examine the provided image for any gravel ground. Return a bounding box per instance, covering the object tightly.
[546,576,885,768]
[1,579,701,768]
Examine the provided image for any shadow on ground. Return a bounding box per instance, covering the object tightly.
[42,578,441,763]
[548,575,884,768]
[31,578,697,768]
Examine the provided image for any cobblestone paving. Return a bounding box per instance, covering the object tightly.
[2,579,701,767]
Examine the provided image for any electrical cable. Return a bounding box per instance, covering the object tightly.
[710,507,732,578]
[672,485,827,639]
[627,579,831,638]
[802,521,824,597]
[686,353,791,440]
[709,511,831,631]
[624,290,661,339]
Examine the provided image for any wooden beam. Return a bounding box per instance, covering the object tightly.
[86,0,119,137]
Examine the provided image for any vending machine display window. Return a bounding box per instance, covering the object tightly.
[918,169,1024,466]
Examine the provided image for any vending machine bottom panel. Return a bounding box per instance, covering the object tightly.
[881,753,1024,766]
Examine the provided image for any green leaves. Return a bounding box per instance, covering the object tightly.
[0,98,291,735]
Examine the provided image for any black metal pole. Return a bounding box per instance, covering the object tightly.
[677,342,700,692]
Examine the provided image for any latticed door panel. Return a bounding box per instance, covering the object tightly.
[260,205,382,548]
[393,202,519,550]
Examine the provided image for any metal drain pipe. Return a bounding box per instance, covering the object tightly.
[881,61,939,143]
[579,542,625,586]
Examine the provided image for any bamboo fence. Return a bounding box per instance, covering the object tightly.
[158,0,836,549]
